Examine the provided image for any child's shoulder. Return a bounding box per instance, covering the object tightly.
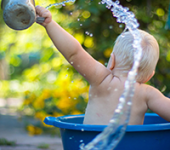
[136,83,161,100]
[140,83,158,92]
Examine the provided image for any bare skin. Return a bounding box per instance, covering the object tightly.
[36,6,170,125]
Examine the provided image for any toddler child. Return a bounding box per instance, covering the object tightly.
[35,6,170,125]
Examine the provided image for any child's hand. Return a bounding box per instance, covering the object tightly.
[35,6,52,27]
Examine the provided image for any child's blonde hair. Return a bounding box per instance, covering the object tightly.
[112,29,159,83]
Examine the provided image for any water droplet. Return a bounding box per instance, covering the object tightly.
[115,109,121,113]
[90,33,93,37]
[127,102,132,105]
[71,81,74,83]
[69,136,74,139]
[105,62,108,66]
[80,24,83,26]
[101,1,105,4]
[70,12,73,15]
[81,129,84,131]
[115,0,120,5]
[119,97,125,102]
[79,143,85,149]
[109,25,113,29]
[118,104,123,109]
[110,119,115,123]
[71,62,73,64]
[85,31,90,35]
[77,18,80,21]
[65,74,68,78]
[74,97,77,100]
[114,88,118,91]
[119,24,123,28]
[80,140,83,143]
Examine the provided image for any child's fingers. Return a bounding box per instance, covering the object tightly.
[35,6,42,15]
[41,11,50,18]
[36,6,47,16]
[35,6,52,26]
[36,6,51,18]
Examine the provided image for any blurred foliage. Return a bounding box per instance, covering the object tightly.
[0,0,170,135]
[0,138,16,146]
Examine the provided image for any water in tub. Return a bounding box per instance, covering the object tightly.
[44,0,142,149]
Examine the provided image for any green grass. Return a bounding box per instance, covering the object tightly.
[0,138,16,146]
[37,143,50,149]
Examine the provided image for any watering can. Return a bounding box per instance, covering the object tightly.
[1,0,45,30]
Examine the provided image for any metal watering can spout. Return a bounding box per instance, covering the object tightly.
[1,0,45,30]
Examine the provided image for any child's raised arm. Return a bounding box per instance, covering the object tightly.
[36,6,110,86]
[146,85,170,122]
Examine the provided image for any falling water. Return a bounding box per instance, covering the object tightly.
[44,0,142,150]
[45,0,76,9]
[81,0,142,150]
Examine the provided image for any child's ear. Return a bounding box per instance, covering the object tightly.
[143,71,155,83]
[110,53,115,70]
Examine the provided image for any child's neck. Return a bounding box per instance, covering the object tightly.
[112,69,128,80]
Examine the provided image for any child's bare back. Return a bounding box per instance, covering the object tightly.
[84,74,170,125]
[36,6,170,125]
[83,75,146,125]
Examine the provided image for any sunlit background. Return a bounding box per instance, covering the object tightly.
[0,0,170,135]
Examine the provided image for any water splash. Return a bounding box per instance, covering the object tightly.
[44,0,142,149]
[81,0,142,150]
[45,0,76,9]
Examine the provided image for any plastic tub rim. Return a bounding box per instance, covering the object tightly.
[44,113,170,132]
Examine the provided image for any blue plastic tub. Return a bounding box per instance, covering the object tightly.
[44,113,170,150]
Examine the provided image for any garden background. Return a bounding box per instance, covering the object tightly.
[0,0,170,135]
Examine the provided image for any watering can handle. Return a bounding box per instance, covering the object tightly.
[36,17,45,24]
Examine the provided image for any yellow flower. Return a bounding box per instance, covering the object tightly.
[51,57,62,69]
[33,97,44,109]
[23,99,32,105]
[35,111,47,121]
[84,37,94,48]
[104,48,112,58]
[71,110,82,115]
[74,33,84,44]
[29,93,36,100]
[57,96,76,111]
[42,89,51,99]
[53,88,69,98]
[156,8,165,17]
[24,90,30,95]
[53,112,64,117]
[82,11,91,19]
[42,122,54,128]
[27,125,43,136]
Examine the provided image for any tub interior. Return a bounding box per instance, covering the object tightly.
[57,113,169,125]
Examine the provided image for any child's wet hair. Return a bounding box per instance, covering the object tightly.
[112,29,159,83]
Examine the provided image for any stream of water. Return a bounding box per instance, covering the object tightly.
[45,0,76,9]
[81,0,142,149]
[45,0,142,149]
